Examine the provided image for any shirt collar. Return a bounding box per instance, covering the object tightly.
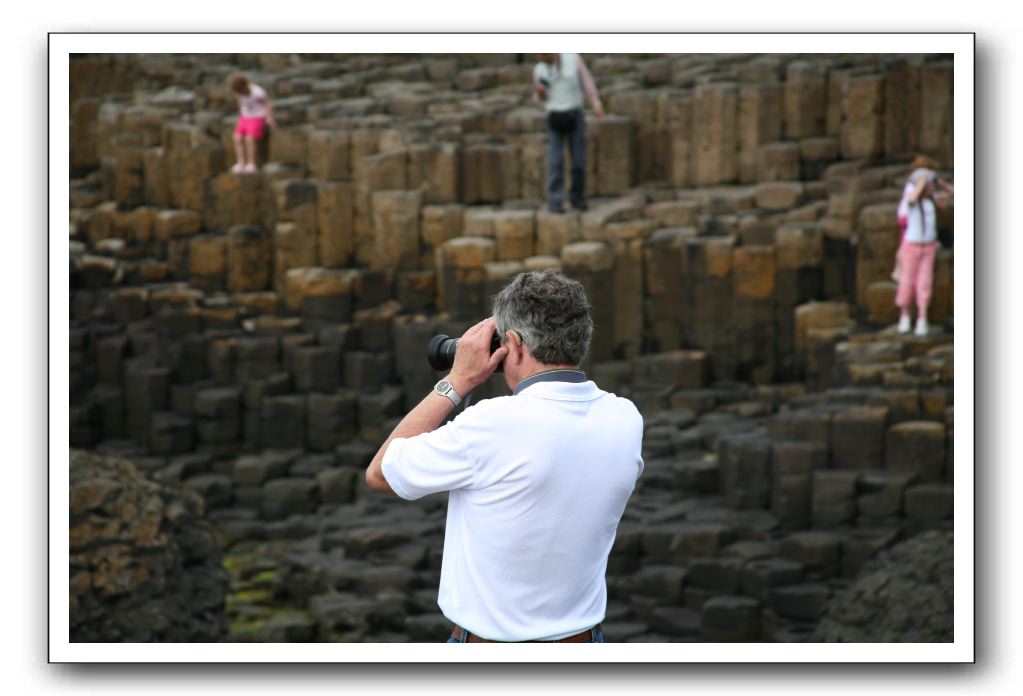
[513,368,588,396]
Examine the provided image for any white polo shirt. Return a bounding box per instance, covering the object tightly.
[381,376,644,641]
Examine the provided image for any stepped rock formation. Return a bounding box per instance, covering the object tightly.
[70,449,229,641]
[810,530,953,642]
[68,53,955,642]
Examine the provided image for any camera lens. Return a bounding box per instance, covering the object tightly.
[427,334,459,371]
[426,333,504,373]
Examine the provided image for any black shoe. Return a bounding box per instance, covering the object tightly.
[548,202,564,214]
[570,200,588,211]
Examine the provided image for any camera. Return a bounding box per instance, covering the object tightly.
[427,333,503,373]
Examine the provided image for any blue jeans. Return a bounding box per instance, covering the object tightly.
[447,626,604,643]
[546,109,587,208]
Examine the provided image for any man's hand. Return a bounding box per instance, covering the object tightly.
[535,83,548,99]
[448,318,508,396]
[594,104,605,120]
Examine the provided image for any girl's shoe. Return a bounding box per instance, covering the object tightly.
[897,315,912,334]
[914,318,929,337]
[230,163,244,173]
[242,163,258,173]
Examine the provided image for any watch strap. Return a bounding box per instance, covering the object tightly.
[435,379,462,406]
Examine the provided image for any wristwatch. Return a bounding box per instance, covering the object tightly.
[434,379,462,406]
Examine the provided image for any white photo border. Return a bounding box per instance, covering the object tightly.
[50,32,974,664]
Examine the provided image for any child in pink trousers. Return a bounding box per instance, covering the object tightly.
[895,155,953,337]
[228,73,275,174]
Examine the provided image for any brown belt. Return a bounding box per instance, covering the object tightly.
[451,623,600,643]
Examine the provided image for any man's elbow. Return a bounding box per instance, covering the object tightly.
[365,465,396,495]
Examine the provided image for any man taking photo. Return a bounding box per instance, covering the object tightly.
[366,270,644,643]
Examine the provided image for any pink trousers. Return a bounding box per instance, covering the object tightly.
[896,241,937,311]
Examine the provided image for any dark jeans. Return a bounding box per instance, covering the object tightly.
[546,109,587,208]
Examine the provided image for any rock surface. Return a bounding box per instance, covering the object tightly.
[810,530,953,642]
[70,449,229,642]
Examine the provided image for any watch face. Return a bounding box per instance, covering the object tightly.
[436,380,450,393]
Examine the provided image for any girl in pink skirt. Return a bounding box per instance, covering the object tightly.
[228,73,276,174]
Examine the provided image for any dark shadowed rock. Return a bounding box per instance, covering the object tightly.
[811,531,953,642]
[69,449,228,642]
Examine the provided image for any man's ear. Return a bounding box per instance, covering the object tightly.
[505,330,523,360]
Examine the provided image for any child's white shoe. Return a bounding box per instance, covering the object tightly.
[230,163,244,173]
[914,318,929,337]
[897,315,912,334]
[242,163,258,173]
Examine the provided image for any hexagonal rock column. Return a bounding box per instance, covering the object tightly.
[885,421,947,481]
[560,241,615,364]
[437,237,497,321]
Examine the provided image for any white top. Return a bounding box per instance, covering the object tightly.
[382,378,643,641]
[897,167,936,219]
[904,197,937,244]
[899,168,938,244]
[533,53,603,113]
[236,83,268,119]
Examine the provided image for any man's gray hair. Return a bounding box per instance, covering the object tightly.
[491,270,593,366]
